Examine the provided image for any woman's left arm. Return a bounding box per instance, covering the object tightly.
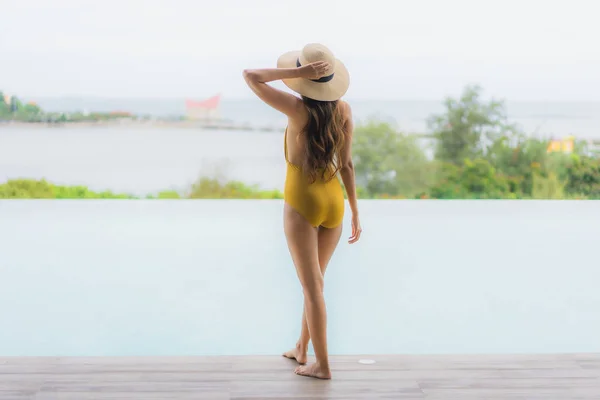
[243,62,330,116]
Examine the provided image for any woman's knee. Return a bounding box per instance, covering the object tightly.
[302,276,325,300]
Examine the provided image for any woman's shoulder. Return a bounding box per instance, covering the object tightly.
[338,100,352,117]
[338,101,353,125]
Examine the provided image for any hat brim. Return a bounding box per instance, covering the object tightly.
[277,50,349,102]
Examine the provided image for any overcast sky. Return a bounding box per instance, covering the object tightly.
[1,0,599,101]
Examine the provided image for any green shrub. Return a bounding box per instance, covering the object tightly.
[0,179,135,199]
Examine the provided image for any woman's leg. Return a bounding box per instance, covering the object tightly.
[283,223,343,365]
[282,203,332,379]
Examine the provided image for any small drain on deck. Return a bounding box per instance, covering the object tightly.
[358,359,376,365]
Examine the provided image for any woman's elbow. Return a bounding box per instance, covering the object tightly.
[341,160,354,172]
[243,69,257,83]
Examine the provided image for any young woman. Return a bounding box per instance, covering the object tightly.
[243,43,362,379]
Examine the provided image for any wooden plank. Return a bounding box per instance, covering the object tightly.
[34,391,229,400]
[52,356,232,365]
[578,360,600,372]
[422,387,600,399]
[37,381,227,393]
[52,361,233,374]
[417,377,599,389]
[0,357,61,365]
[0,390,38,400]
[229,379,424,399]
[499,368,599,379]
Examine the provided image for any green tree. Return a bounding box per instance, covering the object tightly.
[565,155,600,198]
[352,120,434,198]
[0,91,8,117]
[22,102,42,115]
[429,85,517,165]
[10,96,21,113]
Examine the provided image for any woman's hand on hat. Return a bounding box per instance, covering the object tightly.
[298,61,331,80]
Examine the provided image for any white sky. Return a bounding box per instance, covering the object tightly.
[1,0,599,100]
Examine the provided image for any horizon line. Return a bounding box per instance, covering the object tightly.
[7,95,600,103]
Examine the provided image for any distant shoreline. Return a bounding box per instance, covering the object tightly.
[0,120,285,132]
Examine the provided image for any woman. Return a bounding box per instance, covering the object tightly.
[243,43,362,380]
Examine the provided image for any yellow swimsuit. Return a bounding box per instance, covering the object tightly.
[283,128,345,228]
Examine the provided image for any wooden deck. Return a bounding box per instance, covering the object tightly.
[1,354,599,399]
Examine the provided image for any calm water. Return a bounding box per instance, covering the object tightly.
[1,200,599,357]
[0,127,287,194]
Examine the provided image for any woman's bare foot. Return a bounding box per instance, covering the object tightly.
[294,362,331,380]
[282,344,308,365]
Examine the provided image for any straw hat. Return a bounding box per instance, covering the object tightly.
[277,43,349,102]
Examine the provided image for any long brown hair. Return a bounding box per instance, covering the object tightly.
[300,95,346,183]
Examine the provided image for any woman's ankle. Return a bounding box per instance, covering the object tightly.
[296,341,308,353]
[314,359,331,373]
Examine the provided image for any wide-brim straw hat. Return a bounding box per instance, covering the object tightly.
[277,43,349,102]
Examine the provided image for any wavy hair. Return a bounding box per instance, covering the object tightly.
[300,95,346,183]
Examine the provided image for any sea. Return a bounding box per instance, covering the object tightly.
[1,98,600,194]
